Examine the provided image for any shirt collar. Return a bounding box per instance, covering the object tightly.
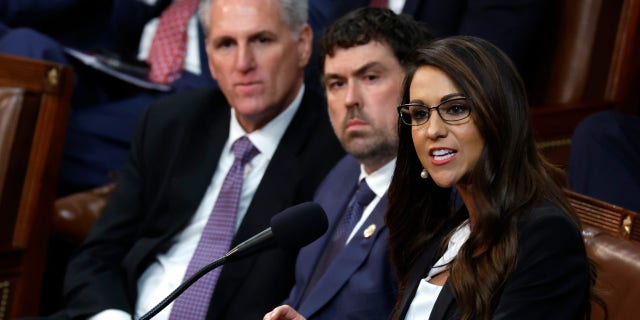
[358,158,396,197]
[228,85,304,159]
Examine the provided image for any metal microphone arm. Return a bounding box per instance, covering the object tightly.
[138,256,227,320]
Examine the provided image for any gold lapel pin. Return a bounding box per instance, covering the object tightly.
[363,224,376,238]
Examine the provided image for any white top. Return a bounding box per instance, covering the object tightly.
[405,222,470,319]
[90,86,305,320]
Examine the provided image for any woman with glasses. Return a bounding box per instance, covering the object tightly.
[387,36,597,320]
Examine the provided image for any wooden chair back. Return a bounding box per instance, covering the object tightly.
[0,53,73,319]
[566,189,639,241]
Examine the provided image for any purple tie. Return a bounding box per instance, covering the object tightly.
[169,136,259,320]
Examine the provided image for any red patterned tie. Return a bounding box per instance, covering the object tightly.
[369,0,389,8]
[148,0,199,84]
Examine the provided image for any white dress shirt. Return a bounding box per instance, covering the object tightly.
[389,0,407,14]
[89,86,305,320]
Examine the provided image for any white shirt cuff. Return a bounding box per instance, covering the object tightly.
[88,309,132,320]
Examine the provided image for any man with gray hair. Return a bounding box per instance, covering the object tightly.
[56,0,344,319]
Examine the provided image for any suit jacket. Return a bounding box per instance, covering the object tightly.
[0,0,167,54]
[0,0,115,50]
[284,156,397,319]
[568,111,640,213]
[0,0,218,193]
[61,87,345,319]
[397,200,590,319]
[0,0,213,89]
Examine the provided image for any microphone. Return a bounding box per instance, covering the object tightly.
[139,202,328,320]
[226,201,328,260]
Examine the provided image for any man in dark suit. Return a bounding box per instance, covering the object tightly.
[0,0,219,195]
[264,8,432,320]
[0,0,113,50]
[568,111,640,213]
[57,0,344,319]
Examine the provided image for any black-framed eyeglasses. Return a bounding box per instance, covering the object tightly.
[397,97,472,126]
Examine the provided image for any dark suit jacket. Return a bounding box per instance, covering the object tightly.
[0,0,212,87]
[284,156,397,319]
[568,111,640,213]
[61,87,345,319]
[397,200,589,319]
[0,0,167,54]
[0,0,218,193]
[0,0,115,50]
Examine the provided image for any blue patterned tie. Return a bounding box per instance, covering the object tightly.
[335,179,376,241]
[169,136,259,320]
[301,179,376,301]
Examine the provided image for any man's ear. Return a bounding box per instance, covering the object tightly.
[296,24,313,68]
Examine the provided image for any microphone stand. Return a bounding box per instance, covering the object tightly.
[138,229,274,320]
[138,256,227,320]
[135,202,327,319]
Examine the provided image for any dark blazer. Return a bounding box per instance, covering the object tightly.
[0,0,218,193]
[568,111,640,213]
[284,156,397,319]
[61,87,345,319]
[397,200,589,319]
[0,0,167,54]
[0,0,210,86]
[0,0,115,50]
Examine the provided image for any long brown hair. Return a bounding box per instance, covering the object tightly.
[385,36,590,319]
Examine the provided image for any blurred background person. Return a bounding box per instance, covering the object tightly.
[568,110,640,213]
[3,1,220,313]
[308,0,552,92]
[1,0,218,195]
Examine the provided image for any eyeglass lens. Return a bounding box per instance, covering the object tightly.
[400,98,470,125]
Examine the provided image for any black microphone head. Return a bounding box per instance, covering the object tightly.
[270,202,328,251]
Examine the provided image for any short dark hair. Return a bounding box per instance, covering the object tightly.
[318,7,433,72]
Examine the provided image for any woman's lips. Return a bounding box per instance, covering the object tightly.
[430,148,457,165]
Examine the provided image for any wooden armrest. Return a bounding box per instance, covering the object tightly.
[52,183,116,243]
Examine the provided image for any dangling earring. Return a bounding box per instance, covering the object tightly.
[420,168,429,179]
